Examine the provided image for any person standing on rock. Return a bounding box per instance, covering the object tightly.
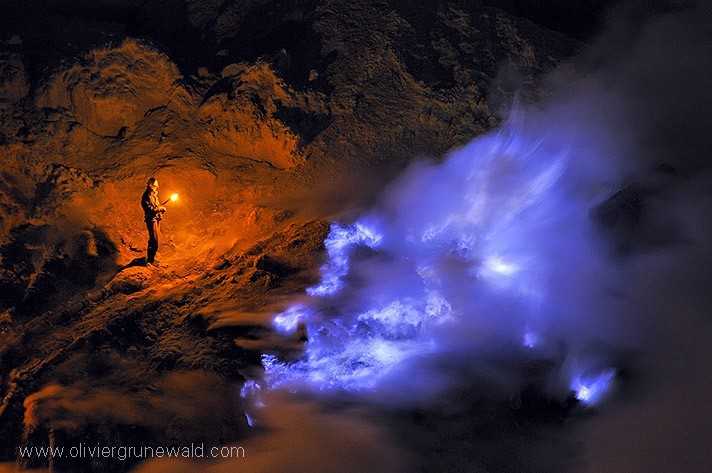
[141,177,166,266]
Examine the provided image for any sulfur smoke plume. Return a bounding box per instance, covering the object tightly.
[260,0,712,416]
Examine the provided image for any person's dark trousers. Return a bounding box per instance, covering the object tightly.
[146,219,160,263]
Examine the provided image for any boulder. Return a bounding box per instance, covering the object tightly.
[107,266,153,294]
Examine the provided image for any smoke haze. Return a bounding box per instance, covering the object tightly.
[254,1,712,470]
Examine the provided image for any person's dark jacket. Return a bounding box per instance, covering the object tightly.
[141,188,163,222]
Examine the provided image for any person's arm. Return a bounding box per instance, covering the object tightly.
[143,191,164,214]
[152,194,166,213]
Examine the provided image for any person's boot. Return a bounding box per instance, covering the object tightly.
[146,247,157,266]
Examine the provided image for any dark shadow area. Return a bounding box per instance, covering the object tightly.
[0,224,120,316]
[479,0,619,40]
[274,103,332,148]
[121,256,148,270]
[0,0,622,90]
[217,8,331,91]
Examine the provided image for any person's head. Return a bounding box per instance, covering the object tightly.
[147,177,159,191]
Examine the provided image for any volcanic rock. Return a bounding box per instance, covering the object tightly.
[0,1,579,470]
[0,53,28,108]
[107,266,153,294]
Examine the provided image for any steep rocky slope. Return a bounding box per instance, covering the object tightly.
[0,1,577,470]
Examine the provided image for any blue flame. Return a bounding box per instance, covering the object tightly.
[265,295,440,391]
[273,305,307,333]
[571,369,616,406]
[523,330,540,349]
[264,112,619,404]
[245,413,255,427]
[306,223,382,297]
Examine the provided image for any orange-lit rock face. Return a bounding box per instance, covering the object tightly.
[90,164,267,264]
[65,159,296,268]
[197,63,305,170]
[0,17,572,272]
[8,40,322,269]
[36,40,187,137]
